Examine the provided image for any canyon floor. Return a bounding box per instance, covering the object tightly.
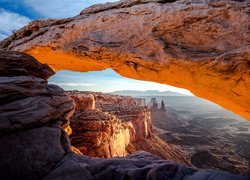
[140,96,250,175]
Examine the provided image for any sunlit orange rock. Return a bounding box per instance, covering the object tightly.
[68,91,150,157]
[68,91,190,164]
[0,0,249,120]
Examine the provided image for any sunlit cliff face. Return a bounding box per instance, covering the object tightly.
[1,0,249,120]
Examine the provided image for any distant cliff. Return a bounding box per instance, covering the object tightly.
[67,91,190,165]
[112,90,190,97]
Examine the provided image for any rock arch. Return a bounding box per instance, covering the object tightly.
[0,0,249,120]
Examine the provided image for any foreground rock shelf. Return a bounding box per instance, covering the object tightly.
[0,50,249,179]
[0,0,249,120]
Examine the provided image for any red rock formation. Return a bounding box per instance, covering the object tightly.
[68,91,151,156]
[150,98,159,111]
[67,91,191,165]
[160,100,166,112]
[0,0,249,120]
[70,93,95,110]
[134,98,146,106]
[70,110,131,158]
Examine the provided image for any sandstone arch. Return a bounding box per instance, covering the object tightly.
[0,0,249,120]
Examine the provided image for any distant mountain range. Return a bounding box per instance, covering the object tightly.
[111,90,191,97]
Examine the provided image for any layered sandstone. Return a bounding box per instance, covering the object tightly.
[68,91,162,158]
[0,50,249,179]
[0,0,249,120]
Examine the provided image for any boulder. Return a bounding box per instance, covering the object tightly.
[0,50,54,79]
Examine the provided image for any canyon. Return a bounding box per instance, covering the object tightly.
[68,91,189,165]
[146,97,250,175]
[1,50,249,179]
[0,0,250,179]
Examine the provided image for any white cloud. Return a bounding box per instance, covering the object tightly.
[50,82,96,87]
[0,1,118,39]
[0,9,31,40]
[24,0,119,18]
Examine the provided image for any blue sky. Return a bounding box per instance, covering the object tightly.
[0,0,118,39]
[49,69,193,94]
[0,0,192,95]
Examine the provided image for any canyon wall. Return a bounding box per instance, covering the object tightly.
[0,50,249,179]
[68,91,188,164]
[0,0,249,120]
[68,91,147,157]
